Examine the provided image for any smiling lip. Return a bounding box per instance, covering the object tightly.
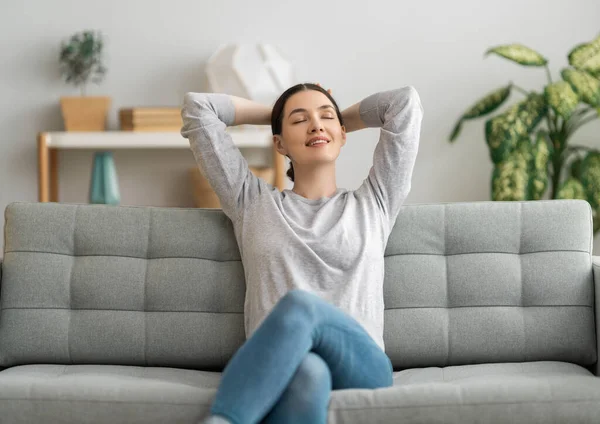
[306,136,330,146]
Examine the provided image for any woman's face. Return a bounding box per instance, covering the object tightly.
[273,89,346,166]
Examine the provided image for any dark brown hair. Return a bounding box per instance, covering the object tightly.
[271,83,344,182]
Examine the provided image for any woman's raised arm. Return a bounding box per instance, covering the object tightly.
[229,96,272,126]
[353,87,424,234]
[340,101,369,133]
[181,93,270,222]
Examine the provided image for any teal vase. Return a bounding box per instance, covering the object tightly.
[89,151,121,205]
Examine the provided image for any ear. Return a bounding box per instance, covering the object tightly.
[341,125,347,147]
[273,135,288,156]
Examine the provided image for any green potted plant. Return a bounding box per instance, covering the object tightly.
[59,30,110,131]
[450,34,600,233]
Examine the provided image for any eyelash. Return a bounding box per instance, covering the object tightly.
[293,117,334,124]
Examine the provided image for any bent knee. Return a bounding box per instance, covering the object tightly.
[278,289,320,313]
[265,290,322,334]
[289,352,332,395]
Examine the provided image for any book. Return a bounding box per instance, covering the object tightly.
[119,107,182,131]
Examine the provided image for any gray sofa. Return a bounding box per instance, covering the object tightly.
[1,199,600,423]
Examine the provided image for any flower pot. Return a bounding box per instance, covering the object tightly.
[60,96,111,131]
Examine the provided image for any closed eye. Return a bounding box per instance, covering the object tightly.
[292,117,335,124]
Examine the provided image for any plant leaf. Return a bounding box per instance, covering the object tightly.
[59,30,106,87]
[580,152,600,210]
[544,81,579,120]
[485,93,547,164]
[486,44,547,67]
[561,68,600,107]
[463,85,512,119]
[491,137,533,201]
[449,119,463,142]
[568,34,600,75]
[575,152,600,233]
[530,131,551,199]
[570,157,583,179]
[556,177,587,200]
[449,85,512,142]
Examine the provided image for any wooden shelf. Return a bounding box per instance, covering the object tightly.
[37,128,286,203]
[42,126,272,149]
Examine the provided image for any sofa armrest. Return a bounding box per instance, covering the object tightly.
[593,256,600,376]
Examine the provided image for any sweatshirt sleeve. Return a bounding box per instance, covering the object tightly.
[181,92,266,222]
[355,86,423,234]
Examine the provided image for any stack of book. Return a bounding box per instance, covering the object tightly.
[119,107,182,131]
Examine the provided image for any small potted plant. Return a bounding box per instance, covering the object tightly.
[59,30,110,131]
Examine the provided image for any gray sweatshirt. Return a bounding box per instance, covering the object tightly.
[181,86,423,351]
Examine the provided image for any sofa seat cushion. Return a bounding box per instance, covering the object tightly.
[332,361,600,423]
[392,360,593,385]
[0,361,599,423]
[0,364,217,423]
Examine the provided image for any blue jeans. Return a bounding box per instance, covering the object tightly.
[208,289,394,424]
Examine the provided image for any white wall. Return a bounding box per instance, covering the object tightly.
[1,0,599,257]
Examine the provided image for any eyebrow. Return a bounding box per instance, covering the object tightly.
[288,105,335,118]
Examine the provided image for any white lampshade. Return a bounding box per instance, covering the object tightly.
[206,44,296,105]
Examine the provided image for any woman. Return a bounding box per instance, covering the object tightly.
[181,82,423,424]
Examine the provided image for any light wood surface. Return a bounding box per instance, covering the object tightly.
[37,133,49,202]
[50,148,59,202]
[273,144,286,190]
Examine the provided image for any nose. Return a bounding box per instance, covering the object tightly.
[309,116,325,133]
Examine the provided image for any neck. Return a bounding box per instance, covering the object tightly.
[291,162,338,200]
